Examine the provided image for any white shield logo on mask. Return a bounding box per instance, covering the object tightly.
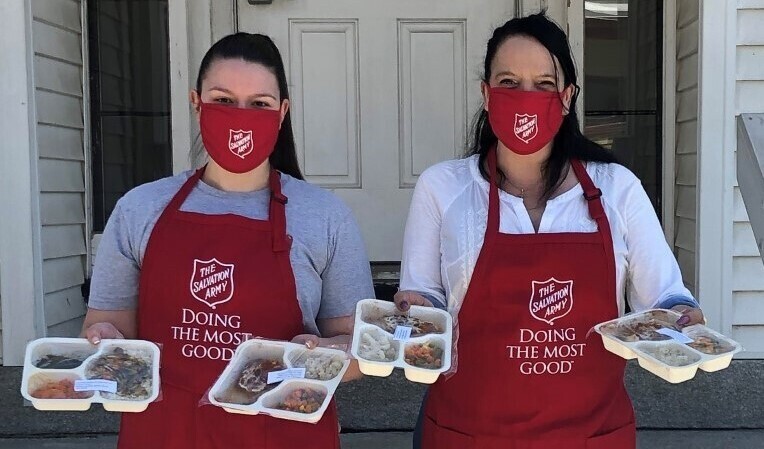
[228,129,253,159]
[514,114,538,144]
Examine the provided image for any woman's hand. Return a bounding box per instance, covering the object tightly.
[291,334,321,349]
[672,305,705,327]
[84,322,125,345]
[81,309,136,344]
[394,290,433,312]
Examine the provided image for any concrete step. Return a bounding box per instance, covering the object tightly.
[2,431,764,449]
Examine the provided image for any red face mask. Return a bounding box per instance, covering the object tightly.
[487,87,565,155]
[199,100,282,173]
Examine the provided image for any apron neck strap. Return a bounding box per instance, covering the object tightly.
[487,148,608,228]
[487,146,501,234]
[166,166,290,252]
[268,169,291,252]
[569,160,605,221]
[164,167,205,213]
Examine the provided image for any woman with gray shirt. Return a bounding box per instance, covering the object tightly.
[81,33,374,449]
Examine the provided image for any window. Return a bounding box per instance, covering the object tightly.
[583,0,663,217]
[88,0,172,232]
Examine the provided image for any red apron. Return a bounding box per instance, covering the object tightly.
[422,149,636,449]
[118,168,340,449]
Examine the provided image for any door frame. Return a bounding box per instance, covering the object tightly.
[168,0,237,175]
[0,0,45,366]
[567,0,676,242]
[695,0,737,336]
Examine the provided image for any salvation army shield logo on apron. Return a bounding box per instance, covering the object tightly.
[189,258,235,309]
[514,114,538,144]
[228,129,253,159]
[529,278,573,325]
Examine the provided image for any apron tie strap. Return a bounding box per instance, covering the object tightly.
[268,169,291,252]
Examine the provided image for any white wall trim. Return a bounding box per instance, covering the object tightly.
[81,0,94,276]
[662,0,677,246]
[211,0,237,42]
[0,0,45,365]
[720,0,739,347]
[695,0,737,335]
[170,0,236,173]
[169,0,192,174]
[567,0,585,125]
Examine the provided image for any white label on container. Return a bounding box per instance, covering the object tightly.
[656,328,694,344]
[74,379,117,394]
[394,326,413,341]
[267,368,306,384]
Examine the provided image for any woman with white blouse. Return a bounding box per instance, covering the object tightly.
[395,12,704,449]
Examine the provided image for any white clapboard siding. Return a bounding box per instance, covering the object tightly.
[738,1,764,9]
[31,0,81,32]
[31,0,88,333]
[34,56,82,97]
[37,124,85,161]
[738,8,764,45]
[38,159,85,192]
[674,0,700,295]
[676,247,697,290]
[738,81,764,112]
[47,317,86,338]
[731,325,764,355]
[734,187,751,222]
[737,47,764,80]
[733,222,761,257]
[41,225,87,260]
[40,193,86,225]
[32,21,82,65]
[44,286,87,331]
[732,5,764,350]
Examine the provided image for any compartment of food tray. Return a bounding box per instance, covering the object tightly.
[403,339,446,370]
[683,326,738,355]
[84,344,155,401]
[212,342,287,406]
[30,340,98,370]
[357,299,446,337]
[355,326,400,363]
[287,348,346,381]
[261,382,329,416]
[598,313,681,343]
[27,373,95,400]
[633,342,702,384]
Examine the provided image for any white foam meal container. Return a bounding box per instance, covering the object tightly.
[21,337,161,412]
[207,338,350,424]
[594,309,742,384]
[350,299,453,384]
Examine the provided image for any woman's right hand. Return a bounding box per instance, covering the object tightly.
[84,322,125,345]
[394,290,433,312]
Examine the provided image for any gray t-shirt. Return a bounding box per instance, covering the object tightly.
[89,171,375,335]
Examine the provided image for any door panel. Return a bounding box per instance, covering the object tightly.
[237,0,515,260]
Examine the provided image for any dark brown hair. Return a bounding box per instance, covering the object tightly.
[196,32,303,179]
[468,11,616,196]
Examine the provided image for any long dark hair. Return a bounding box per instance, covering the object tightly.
[195,32,303,180]
[469,12,616,197]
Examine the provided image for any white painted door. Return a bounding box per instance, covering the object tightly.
[237,0,515,261]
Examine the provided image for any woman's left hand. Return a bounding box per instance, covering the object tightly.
[672,305,705,327]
